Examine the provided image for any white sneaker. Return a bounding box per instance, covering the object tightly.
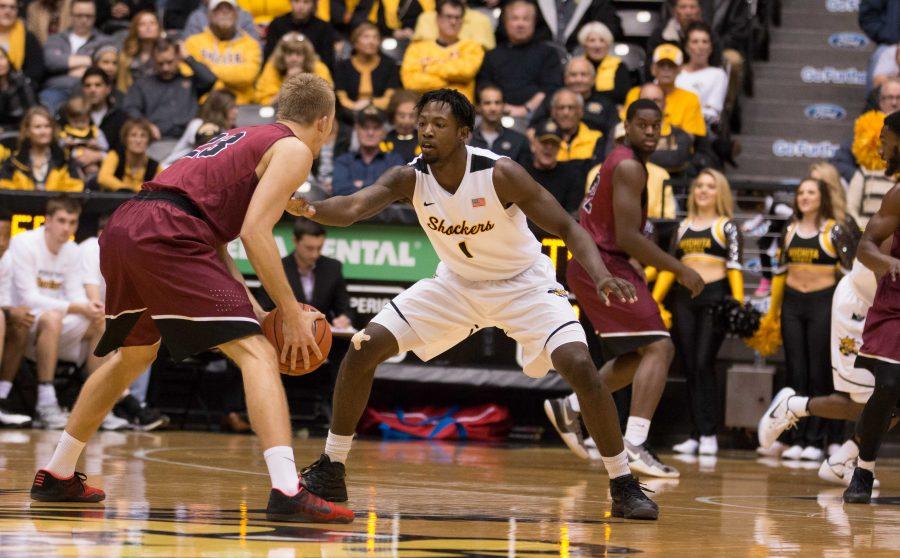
[673,438,699,454]
[625,441,680,478]
[757,387,798,449]
[827,443,841,457]
[699,436,718,455]
[818,456,881,488]
[543,397,589,460]
[100,412,131,431]
[0,399,31,427]
[35,404,69,430]
[800,446,823,461]
[582,436,601,460]
[781,444,804,460]
[756,440,788,457]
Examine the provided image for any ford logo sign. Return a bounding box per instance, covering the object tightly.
[828,32,869,49]
[804,104,847,121]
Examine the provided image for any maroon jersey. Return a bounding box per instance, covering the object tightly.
[579,145,647,256]
[145,123,296,243]
[859,228,900,366]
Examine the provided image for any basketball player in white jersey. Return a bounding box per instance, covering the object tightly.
[290,89,660,519]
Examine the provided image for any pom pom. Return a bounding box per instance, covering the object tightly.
[710,297,761,338]
[745,312,782,356]
[658,302,672,330]
[852,110,887,172]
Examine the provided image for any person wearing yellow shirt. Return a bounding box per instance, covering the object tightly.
[238,0,290,26]
[255,32,333,105]
[184,0,263,105]
[96,118,159,192]
[623,44,706,138]
[545,88,603,163]
[0,107,83,192]
[411,0,494,50]
[400,0,483,102]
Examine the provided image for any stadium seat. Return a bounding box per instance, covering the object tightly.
[618,9,660,39]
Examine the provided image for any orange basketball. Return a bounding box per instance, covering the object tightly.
[262,303,332,376]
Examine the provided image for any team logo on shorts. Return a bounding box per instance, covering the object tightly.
[548,288,569,298]
[839,336,860,356]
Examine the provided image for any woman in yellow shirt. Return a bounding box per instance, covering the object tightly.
[0,106,83,191]
[97,118,159,192]
[255,31,333,105]
[333,22,400,113]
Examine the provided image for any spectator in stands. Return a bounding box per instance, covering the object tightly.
[872,42,899,89]
[524,0,621,53]
[255,32,333,106]
[185,0,263,105]
[26,0,72,45]
[91,44,121,91]
[59,95,108,178]
[97,117,158,191]
[412,0,495,50]
[124,37,218,140]
[184,0,260,41]
[529,56,617,140]
[477,0,563,117]
[236,0,290,27]
[265,0,336,70]
[859,0,900,90]
[333,22,400,113]
[676,21,727,126]
[81,67,127,152]
[0,107,83,191]
[385,89,420,162]
[698,0,750,107]
[0,0,44,84]
[400,0,483,102]
[162,89,238,167]
[543,88,603,163]
[0,211,34,427]
[625,44,707,138]
[469,84,530,166]
[0,46,38,133]
[41,0,112,112]
[525,119,588,214]
[638,82,695,179]
[115,10,162,93]
[332,105,404,196]
[577,21,631,106]
[94,1,157,35]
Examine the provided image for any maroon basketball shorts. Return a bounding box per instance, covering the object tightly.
[94,192,260,361]
[856,284,900,372]
[567,251,669,361]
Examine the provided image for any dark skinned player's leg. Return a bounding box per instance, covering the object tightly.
[629,339,676,420]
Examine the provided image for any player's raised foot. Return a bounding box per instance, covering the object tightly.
[543,397,589,460]
[625,441,680,478]
[757,387,798,449]
[300,454,348,502]
[266,485,354,523]
[609,474,659,520]
[819,457,881,488]
[30,470,105,502]
[842,468,874,504]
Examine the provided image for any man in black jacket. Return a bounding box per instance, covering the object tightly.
[264,0,337,69]
[495,0,621,53]
[469,84,530,165]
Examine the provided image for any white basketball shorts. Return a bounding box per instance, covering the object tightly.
[27,311,92,366]
[830,275,875,403]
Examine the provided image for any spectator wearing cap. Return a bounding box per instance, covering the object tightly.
[184,0,262,105]
[529,56,618,140]
[334,22,400,114]
[400,0,484,102]
[255,32,333,106]
[476,0,563,118]
[184,0,260,41]
[469,84,530,166]
[577,21,631,106]
[544,88,604,163]
[525,120,589,214]
[332,106,405,196]
[624,44,706,138]
[412,0,495,51]
[0,0,44,84]
[264,0,337,69]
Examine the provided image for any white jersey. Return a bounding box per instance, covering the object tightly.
[0,251,11,308]
[79,236,105,300]
[410,146,542,281]
[8,227,86,313]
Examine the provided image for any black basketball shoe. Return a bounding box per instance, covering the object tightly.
[609,474,659,520]
[300,454,348,502]
[843,467,875,504]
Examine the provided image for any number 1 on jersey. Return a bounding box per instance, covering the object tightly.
[458,241,473,258]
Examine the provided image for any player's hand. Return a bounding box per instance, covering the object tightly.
[9,306,35,329]
[886,257,900,281]
[286,196,316,217]
[595,276,637,306]
[281,305,324,370]
[676,266,705,298]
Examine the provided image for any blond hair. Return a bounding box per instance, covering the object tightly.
[276,73,335,124]
[809,162,846,222]
[272,32,319,76]
[687,168,734,218]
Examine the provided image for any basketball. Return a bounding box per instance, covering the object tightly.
[262,303,332,375]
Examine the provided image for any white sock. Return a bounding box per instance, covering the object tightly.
[0,380,12,399]
[37,383,57,408]
[324,431,354,464]
[624,417,651,447]
[44,431,86,478]
[833,439,859,462]
[601,449,631,479]
[787,396,810,418]
[263,446,299,496]
[857,458,875,473]
[566,393,580,413]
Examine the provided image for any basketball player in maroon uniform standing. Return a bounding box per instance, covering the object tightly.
[29,75,354,524]
[844,109,900,504]
[564,99,705,477]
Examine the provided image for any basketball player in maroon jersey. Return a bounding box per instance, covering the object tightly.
[29,75,354,523]
[563,99,705,478]
[843,109,900,504]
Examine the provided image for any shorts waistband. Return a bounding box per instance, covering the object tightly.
[135,190,202,219]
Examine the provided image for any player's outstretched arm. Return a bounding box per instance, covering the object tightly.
[492,158,635,305]
[287,165,416,226]
[858,185,900,280]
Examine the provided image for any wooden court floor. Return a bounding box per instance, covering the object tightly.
[1,430,898,557]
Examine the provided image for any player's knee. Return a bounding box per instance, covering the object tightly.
[643,338,675,362]
[348,325,397,365]
[118,344,159,369]
[553,346,599,390]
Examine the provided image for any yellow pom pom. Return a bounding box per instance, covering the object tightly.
[852,110,887,172]
[658,303,672,330]
[745,313,782,356]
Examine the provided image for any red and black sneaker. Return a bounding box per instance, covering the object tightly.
[30,470,106,502]
[266,485,354,523]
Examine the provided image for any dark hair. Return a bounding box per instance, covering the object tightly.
[46,195,82,217]
[198,89,237,129]
[152,37,179,56]
[293,218,326,239]
[0,47,12,78]
[475,83,503,104]
[684,20,713,41]
[119,117,154,151]
[793,177,835,223]
[886,110,900,135]
[415,88,475,129]
[437,0,466,14]
[82,65,112,87]
[625,99,663,121]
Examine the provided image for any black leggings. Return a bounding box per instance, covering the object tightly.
[855,361,900,462]
[672,280,728,437]
[780,286,836,447]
